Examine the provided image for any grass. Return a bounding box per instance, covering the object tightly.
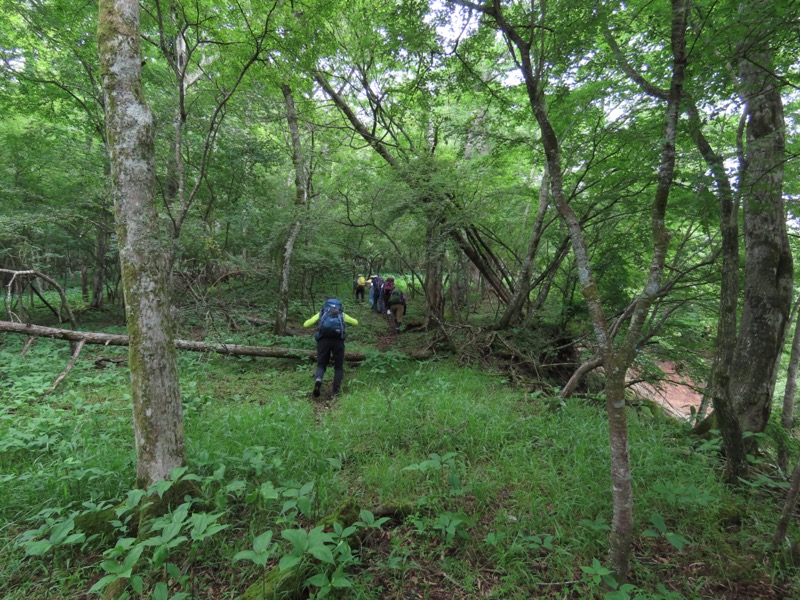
[0,299,798,599]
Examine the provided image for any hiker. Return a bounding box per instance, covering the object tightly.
[303,298,358,397]
[383,278,407,333]
[371,274,385,313]
[367,276,375,308]
[355,274,366,302]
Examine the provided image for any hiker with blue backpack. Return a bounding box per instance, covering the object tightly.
[303,298,358,398]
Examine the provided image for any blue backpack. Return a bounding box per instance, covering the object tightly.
[316,298,346,340]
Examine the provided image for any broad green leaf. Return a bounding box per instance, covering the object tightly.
[49,519,75,544]
[281,528,308,554]
[253,530,274,554]
[308,545,335,564]
[88,574,119,593]
[331,572,353,588]
[233,550,257,563]
[306,572,330,587]
[260,481,279,500]
[665,532,689,551]
[650,513,667,533]
[279,554,302,572]
[153,582,169,600]
[25,540,52,556]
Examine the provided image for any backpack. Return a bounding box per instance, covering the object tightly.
[388,288,403,306]
[357,276,366,287]
[316,298,346,340]
[372,276,384,292]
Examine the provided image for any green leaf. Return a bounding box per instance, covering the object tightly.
[25,540,52,556]
[225,480,247,494]
[260,481,279,501]
[49,519,75,544]
[297,496,312,517]
[152,545,169,568]
[281,528,308,554]
[149,479,173,498]
[665,532,689,551]
[88,574,119,593]
[331,573,353,588]
[63,532,86,545]
[308,545,335,564]
[279,554,302,571]
[121,544,144,570]
[306,572,330,587]
[153,581,169,600]
[130,575,143,594]
[650,513,667,533]
[253,530,274,554]
[166,562,181,580]
[643,529,659,538]
[233,550,257,563]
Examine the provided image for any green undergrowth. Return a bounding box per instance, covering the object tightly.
[1,322,798,599]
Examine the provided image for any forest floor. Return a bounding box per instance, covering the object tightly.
[0,294,797,600]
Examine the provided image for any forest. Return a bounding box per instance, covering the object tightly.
[1,0,799,598]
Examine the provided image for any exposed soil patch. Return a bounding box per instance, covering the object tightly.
[629,361,707,421]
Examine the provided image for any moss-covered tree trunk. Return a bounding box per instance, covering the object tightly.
[728,1,793,435]
[98,0,185,488]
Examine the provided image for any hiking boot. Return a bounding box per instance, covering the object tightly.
[313,379,322,398]
[331,387,340,398]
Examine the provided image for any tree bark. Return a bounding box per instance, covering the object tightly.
[98,0,185,488]
[498,166,550,329]
[728,9,793,434]
[275,85,310,336]
[778,304,800,471]
[91,220,108,309]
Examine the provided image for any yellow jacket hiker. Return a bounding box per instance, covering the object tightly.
[303,298,358,398]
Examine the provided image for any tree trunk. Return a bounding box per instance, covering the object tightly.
[728,5,792,435]
[685,99,747,476]
[498,166,550,329]
[422,217,446,328]
[772,459,800,552]
[275,85,309,336]
[779,305,800,471]
[467,0,688,581]
[98,0,185,488]
[91,221,108,309]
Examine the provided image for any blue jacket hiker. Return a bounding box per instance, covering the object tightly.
[303,298,358,398]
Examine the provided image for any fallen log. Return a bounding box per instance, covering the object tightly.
[0,320,367,361]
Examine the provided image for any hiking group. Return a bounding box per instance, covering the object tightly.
[304,275,408,398]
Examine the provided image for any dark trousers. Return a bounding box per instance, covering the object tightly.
[315,337,345,391]
[356,286,365,301]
